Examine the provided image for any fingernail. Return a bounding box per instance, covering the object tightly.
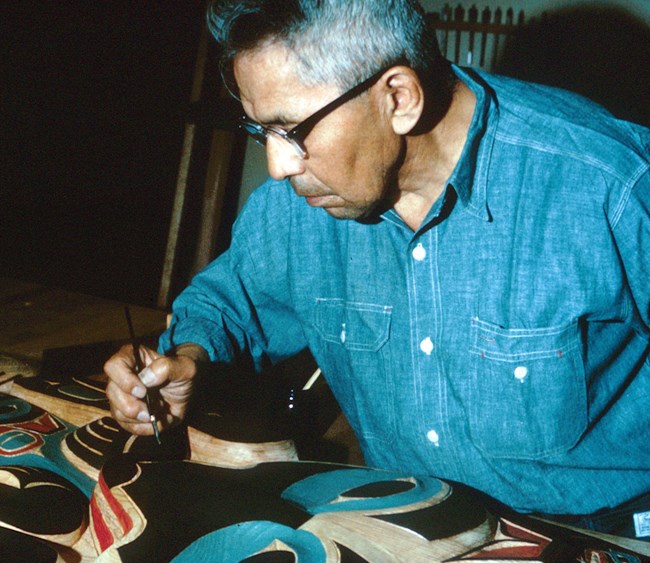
[136,410,151,422]
[131,385,146,399]
[138,367,155,386]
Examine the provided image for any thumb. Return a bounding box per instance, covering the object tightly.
[134,354,173,391]
[137,354,197,390]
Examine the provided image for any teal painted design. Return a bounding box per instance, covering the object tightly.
[0,395,32,420]
[282,467,444,514]
[172,521,326,563]
[58,384,106,402]
[0,429,41,454]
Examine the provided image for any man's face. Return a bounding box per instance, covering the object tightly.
[234,44,404,220]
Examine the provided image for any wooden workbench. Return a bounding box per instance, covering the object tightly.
[0,277,168,365]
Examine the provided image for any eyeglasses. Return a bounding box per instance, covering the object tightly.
[239,66,388,159]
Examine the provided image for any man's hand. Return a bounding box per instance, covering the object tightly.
[104,343,207,436]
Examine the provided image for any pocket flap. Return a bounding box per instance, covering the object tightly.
[470,317,581,362]
[314,299,392,352]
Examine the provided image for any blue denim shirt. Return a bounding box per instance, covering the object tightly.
[160,67,650,514]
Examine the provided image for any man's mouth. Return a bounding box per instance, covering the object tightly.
[291,179,341,208]
[305,194,334,207]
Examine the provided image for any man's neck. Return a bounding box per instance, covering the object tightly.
[394,81,476,231]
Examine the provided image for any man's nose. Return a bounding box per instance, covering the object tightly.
[266,136,305,180]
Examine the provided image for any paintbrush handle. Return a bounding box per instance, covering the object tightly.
[124,306,161,445]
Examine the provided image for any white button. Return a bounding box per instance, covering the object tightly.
[412,243,427,261]
[419,337,434,356]
[426,429,440,446]
[514,366,528,382]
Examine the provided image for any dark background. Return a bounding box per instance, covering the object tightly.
[1,1,207,307]
[2,2,650,309]
[495,5,650,130]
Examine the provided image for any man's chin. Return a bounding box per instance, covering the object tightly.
[322,206,367,220]
[323,207,380,224]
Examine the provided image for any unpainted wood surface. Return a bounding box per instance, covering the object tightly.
[0,277,167,363]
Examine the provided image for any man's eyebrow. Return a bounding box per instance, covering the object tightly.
[260,115,297,128]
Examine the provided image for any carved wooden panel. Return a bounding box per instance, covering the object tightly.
[0,392,95,496]
[89,459,646,562]
[90,459,493,561]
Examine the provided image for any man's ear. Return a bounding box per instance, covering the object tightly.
[379,66,424,135]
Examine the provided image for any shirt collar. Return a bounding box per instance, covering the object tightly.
[445,64,496,222]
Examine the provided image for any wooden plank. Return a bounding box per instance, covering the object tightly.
[158,20,210,308]
[190,128,236,275]
[157,122,197,308]
[0,278,166,363]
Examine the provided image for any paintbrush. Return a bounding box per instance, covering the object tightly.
[124,306,161,445]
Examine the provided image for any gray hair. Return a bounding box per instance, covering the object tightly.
[207,0,452,92]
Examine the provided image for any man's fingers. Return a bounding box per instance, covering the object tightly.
[106,385,157,437]
[104,345,197,435]
[106,379,144,420]
[104,347,137,390]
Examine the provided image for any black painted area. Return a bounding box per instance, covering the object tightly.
[111,461,334,562]
[342,479,415,498]
[13,374,110,410]
[0,526,59,563]
[0,466,87,535]
[242,553,296,562]
[99,460,492,562]
[65,416,189,470]
[186,349,341,449]
[0,392,49,424]
[338,543,371,562]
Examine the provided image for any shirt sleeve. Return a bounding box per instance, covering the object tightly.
[158,179,308,370]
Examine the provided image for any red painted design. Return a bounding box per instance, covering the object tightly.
[90,492,114,552]
[454,519,551,560]
[20,411,64,435]
[98,472,133,536]
[0,411,64,455]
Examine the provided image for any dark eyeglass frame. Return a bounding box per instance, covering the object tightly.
[239,66,389,159]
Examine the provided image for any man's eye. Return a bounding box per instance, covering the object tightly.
[268,125,292,135]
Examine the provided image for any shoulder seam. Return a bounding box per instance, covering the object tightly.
[610,165,649,229]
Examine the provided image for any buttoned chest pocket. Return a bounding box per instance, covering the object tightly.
[468,318,587,459]
[311,299,394,437]
[314,298,392,351]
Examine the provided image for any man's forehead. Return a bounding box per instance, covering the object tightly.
[233,44,340,125]
[233,43,302,98]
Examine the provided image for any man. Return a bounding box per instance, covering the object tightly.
[105,0,650,541]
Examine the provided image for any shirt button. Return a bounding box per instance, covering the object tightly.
[419,337,434,356]
[412,243,427,261]
[427,429,440,446]
[514,366,528,382]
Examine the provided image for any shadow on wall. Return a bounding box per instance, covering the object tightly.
[495,5,650,128]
